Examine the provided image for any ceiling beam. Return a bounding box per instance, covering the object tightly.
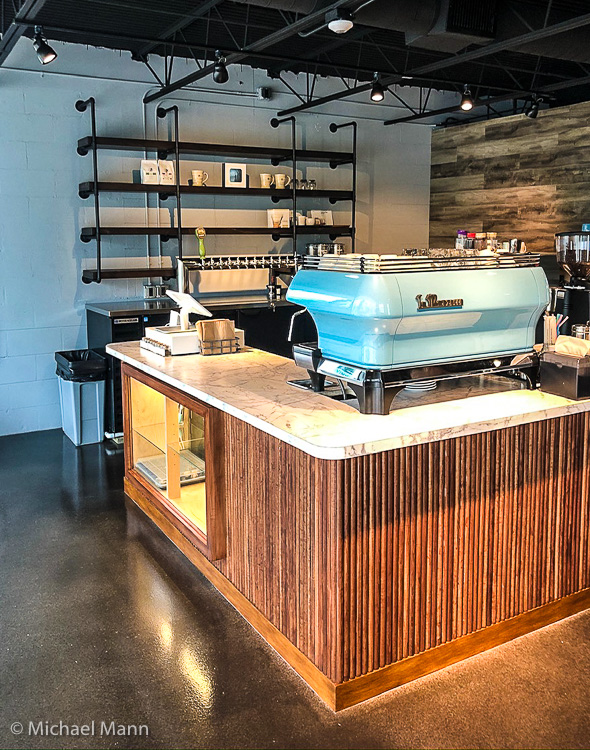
[276,9,590,116]
[142,0,358,104]
[135,0,224,59]
[9,18,550,105]
[17,20,512,94]
[265,23,372,77]
[383,72,590,126]
[0,0,52,66]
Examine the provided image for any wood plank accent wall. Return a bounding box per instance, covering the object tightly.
[429,99,590,253]
[340,413,590,682]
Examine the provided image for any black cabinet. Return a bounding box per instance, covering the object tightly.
[237,306,316,359]
[87,307,172,436]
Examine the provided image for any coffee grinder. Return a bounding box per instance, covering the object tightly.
[551,228,590,334]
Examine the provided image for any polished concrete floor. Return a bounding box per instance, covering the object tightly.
[1,428,589,750]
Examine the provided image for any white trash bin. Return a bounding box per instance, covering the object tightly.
[55,350,106,446]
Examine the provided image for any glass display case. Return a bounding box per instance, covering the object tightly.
[123,366,225,560]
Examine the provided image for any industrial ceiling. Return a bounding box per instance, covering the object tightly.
[2,0,590,125]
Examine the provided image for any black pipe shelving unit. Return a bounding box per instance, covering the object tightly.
[76,103,357,284]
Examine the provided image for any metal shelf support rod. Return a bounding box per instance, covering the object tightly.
[75,97,101,282]
[329,120,357,253]
[157,105,183,259]
[270,116,297,257]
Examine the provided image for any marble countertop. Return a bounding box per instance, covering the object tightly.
[107,342,590,459]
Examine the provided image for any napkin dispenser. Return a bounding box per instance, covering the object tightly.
[540,350,590,400]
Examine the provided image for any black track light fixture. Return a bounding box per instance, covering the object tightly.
[525,95,544,119]
[460,84,474,111]
[213,50,229,84]
[370,73,385,103]
[32,25,57,65]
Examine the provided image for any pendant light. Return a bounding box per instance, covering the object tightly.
[460,85,474,111]
[325,9,354,34]
[525,96,543,119]
[370,73,384,103]
[213,50,229,84]
[33,26,57,65]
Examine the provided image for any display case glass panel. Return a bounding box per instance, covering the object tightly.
[125,368,224,559]
[129,378,167,492]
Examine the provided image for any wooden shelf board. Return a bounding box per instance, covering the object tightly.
[80,225,352,239]
[78,181,353,202]
[81,267,176,283]
[77,136,353,165]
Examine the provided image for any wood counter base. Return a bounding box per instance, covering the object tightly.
[121,364,590,710]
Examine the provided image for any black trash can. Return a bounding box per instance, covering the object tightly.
[55,350,107,445]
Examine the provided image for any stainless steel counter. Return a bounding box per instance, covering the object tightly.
[86,294,293,318]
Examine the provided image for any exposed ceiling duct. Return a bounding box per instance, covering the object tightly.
[230,0,499,53]
[229,0,322,12]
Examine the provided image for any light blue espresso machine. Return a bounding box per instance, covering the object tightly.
[286,253,549,414]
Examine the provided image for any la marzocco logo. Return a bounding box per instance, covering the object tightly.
[416,293,464,310]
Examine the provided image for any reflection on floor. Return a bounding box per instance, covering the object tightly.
[1,429,589,750]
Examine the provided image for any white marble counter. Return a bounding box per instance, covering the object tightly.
[107,342,590,460]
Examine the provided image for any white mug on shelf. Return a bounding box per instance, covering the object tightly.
[191,169,209,187]
[260,173,274,189]
[275,173,291,189]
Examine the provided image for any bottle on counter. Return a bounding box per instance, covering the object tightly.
[486,232,498,251]
[455,230,467,249]
[475,232,487,251]
[466,232,476,250]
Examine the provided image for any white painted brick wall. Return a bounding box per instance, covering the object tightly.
[0,39,434,436]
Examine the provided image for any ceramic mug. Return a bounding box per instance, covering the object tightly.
[260,173,274,189]
[191,169,209,187]
[275,173,291,189]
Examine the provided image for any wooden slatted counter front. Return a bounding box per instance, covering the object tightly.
[109,342,590,710]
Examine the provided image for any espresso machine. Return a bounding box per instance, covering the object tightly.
[286,252,549,414]
[551,229,590,334]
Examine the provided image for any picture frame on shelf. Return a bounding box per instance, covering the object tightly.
[158,160,175,185]
[310,209,333,226]
[223,163,248,188]
[140,160,159,184]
